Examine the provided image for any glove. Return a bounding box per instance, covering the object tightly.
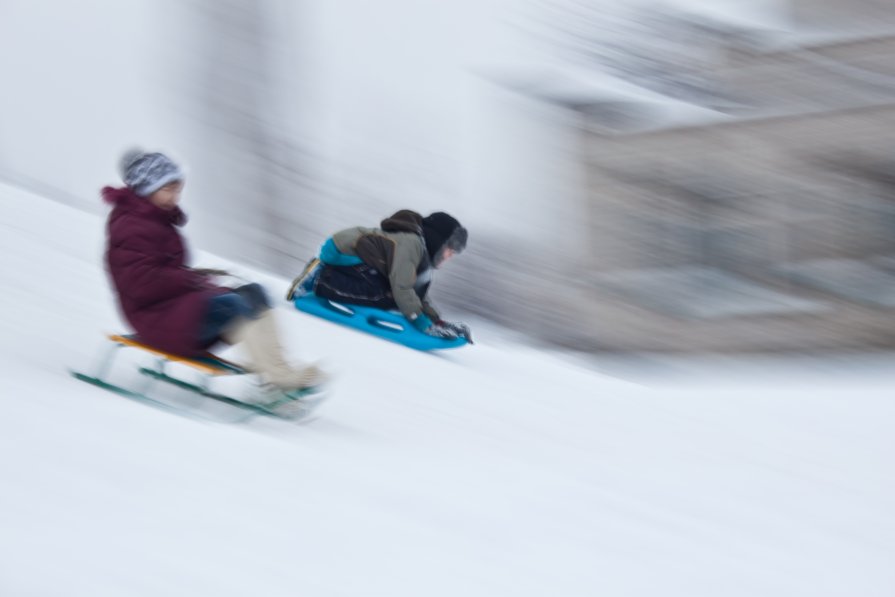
[440,321,474,344]
[424,322,460,341]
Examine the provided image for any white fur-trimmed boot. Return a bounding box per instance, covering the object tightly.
[224,309,328,390]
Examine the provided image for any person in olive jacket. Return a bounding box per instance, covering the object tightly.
[103,148,325,393]
[287,209,472,343]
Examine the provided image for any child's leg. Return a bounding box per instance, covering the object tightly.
[315,264,397,310]
[198,293,256,347]
[232,283,271,314]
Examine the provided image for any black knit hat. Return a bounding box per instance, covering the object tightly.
[422,212,468,263]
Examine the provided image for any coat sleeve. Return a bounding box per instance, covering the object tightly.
[387,240,427,322]
[421,298,441,322]
[110,228,206,308]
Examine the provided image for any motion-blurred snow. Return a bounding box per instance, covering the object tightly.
[1,182,893,596]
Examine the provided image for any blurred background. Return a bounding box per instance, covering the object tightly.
[3,0,895,354]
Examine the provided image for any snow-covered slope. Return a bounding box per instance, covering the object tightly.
[1,182,893,596]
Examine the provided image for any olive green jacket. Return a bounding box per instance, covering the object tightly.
[331,210,440,324]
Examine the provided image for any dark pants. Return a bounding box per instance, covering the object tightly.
[198,283,270,346]
[314,264,399,310]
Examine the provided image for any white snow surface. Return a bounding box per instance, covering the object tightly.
[1,182,894,596]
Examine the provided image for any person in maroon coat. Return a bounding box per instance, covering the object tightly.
[103,149,325,394]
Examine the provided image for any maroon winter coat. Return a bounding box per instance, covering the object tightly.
[103,186,226,356]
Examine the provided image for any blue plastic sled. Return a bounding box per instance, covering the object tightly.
[294,293,468,351]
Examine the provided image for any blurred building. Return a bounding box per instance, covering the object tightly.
[4,0,895,354]
[460,0,895,352]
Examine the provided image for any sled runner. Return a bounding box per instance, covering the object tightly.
[293,293,468,351]
[71,334,325,421]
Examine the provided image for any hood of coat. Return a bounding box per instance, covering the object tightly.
[102,185,187,227]
[380,210,423,235]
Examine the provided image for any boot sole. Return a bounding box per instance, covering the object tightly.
[285,257,321,301]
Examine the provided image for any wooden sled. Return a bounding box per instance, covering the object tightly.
[71,334,324,421]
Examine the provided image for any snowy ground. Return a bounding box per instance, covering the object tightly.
[1,182,893,596]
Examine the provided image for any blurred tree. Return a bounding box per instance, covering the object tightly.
[189,0,316,273]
